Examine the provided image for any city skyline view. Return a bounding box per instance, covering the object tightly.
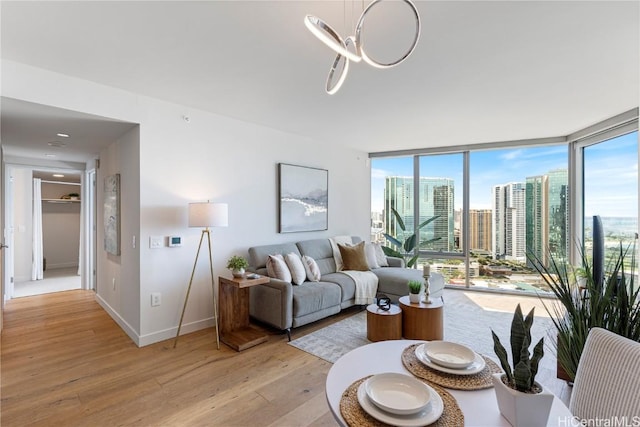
[371,132,638,219]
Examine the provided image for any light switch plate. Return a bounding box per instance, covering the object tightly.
[149,236,163,249]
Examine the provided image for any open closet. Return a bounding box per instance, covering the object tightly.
[11,169,83,298]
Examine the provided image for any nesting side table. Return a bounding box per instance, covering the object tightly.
[366,304,402,342]
[398,296,444,341]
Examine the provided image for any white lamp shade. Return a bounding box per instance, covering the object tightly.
[188,202,228,228]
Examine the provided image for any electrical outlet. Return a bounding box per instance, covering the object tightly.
[151,293,161,307]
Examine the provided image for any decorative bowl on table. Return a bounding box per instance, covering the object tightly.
[423,341,476,369]
[363,372,431,415]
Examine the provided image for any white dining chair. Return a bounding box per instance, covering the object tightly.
[569,327,640,421]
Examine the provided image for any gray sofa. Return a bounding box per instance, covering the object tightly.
[247,236,444,339]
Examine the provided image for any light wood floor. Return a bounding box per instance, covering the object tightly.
[1,290,355,427]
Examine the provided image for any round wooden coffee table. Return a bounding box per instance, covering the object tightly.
[398,295,443,340]
[366,304,402,342]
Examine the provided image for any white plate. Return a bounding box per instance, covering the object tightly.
[415,343,486,375]
[364,373,431,415]
[423,341,476,369]
[357,381,444,427]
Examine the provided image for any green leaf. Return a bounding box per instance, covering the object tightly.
[390,207,406,232]
[381,246,403,260]
[404,234,417,253]
[383,234,403,249]
[530,338,544,389]
[492,330,513,383]
[407,254,420,268]
[510,304,526,369]
[416,215,440,230]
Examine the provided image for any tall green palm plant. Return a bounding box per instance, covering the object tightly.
[528,242,640,381]
[382,207,440,268]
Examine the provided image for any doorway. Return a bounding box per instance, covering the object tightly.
[4,165,95,299]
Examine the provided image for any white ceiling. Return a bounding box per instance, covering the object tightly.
[1,1,638,163]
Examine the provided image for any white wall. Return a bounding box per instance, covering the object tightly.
[2,60,371,346]
[10,168,32,282]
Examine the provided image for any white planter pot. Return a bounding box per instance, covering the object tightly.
[492,373,553,427]
[409,293,421,303]
[232,268,245,278]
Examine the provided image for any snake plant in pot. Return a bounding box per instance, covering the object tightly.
[491,304,553,427]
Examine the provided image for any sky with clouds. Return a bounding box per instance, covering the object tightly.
[371,132,638,218]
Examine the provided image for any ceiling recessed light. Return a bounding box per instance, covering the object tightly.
[44,154,57,158]
[56,133,70,138]
[53,174,65,178]
[47,141,67,148]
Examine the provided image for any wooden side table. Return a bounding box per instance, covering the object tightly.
[366,304,402,342]
[398,296,444,341]
[219,275,270,351]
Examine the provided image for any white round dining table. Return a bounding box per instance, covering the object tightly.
[325,340,573,427]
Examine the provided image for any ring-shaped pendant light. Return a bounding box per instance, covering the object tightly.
[304,15,362,63]
[326,37,356,94]
[355,0,421,69]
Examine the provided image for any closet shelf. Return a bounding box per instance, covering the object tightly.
[43,198,81,203]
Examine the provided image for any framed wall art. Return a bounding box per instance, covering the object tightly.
[278,163,328,233]
[104,173,121,255]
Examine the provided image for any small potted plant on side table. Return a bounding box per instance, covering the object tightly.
[407,280,422,304]
[491,304,553,427]
[226,255,249,278]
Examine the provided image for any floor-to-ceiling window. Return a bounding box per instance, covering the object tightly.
[582,131,638,270]
[370,114,638,295]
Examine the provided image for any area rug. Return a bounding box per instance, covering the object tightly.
[288,289,561,392]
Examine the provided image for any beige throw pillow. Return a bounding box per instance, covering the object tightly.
[285,253,306,285]
[364,243,381,269]
[266,254,292,283]
[338,241,370,271]
[302,255,321,282]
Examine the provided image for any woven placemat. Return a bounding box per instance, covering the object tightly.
[401,343,502,390]
[340,376,463,427]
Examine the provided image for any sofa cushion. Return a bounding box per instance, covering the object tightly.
[266,254,292,283]
[321,272,356,302]
[338,242,369,271]
[297,238,339,276]
[285,253,306,285]
[249,242,301,270]
[302,255,321,282]
[372,267,425,299]
[292,281,341,317]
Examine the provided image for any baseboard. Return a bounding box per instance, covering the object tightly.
[138,317,216,347]
[47,262,79,270]
[94,293,216,347]
[95,294,141,347]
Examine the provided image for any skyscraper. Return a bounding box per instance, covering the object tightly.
[384,176,455,253]
[466,209,493,252]
[526,169,569,266]
[492,182,526,261]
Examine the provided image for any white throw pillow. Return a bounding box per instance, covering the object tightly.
[372,242,389,267]
[285,253,306,285]
[266,254,292,283]
[364,243,381,269]
[302,255,321,282]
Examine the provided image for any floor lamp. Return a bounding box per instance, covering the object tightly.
[174,201,228,349]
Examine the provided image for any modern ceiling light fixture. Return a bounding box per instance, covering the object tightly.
[305,0,421,94]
